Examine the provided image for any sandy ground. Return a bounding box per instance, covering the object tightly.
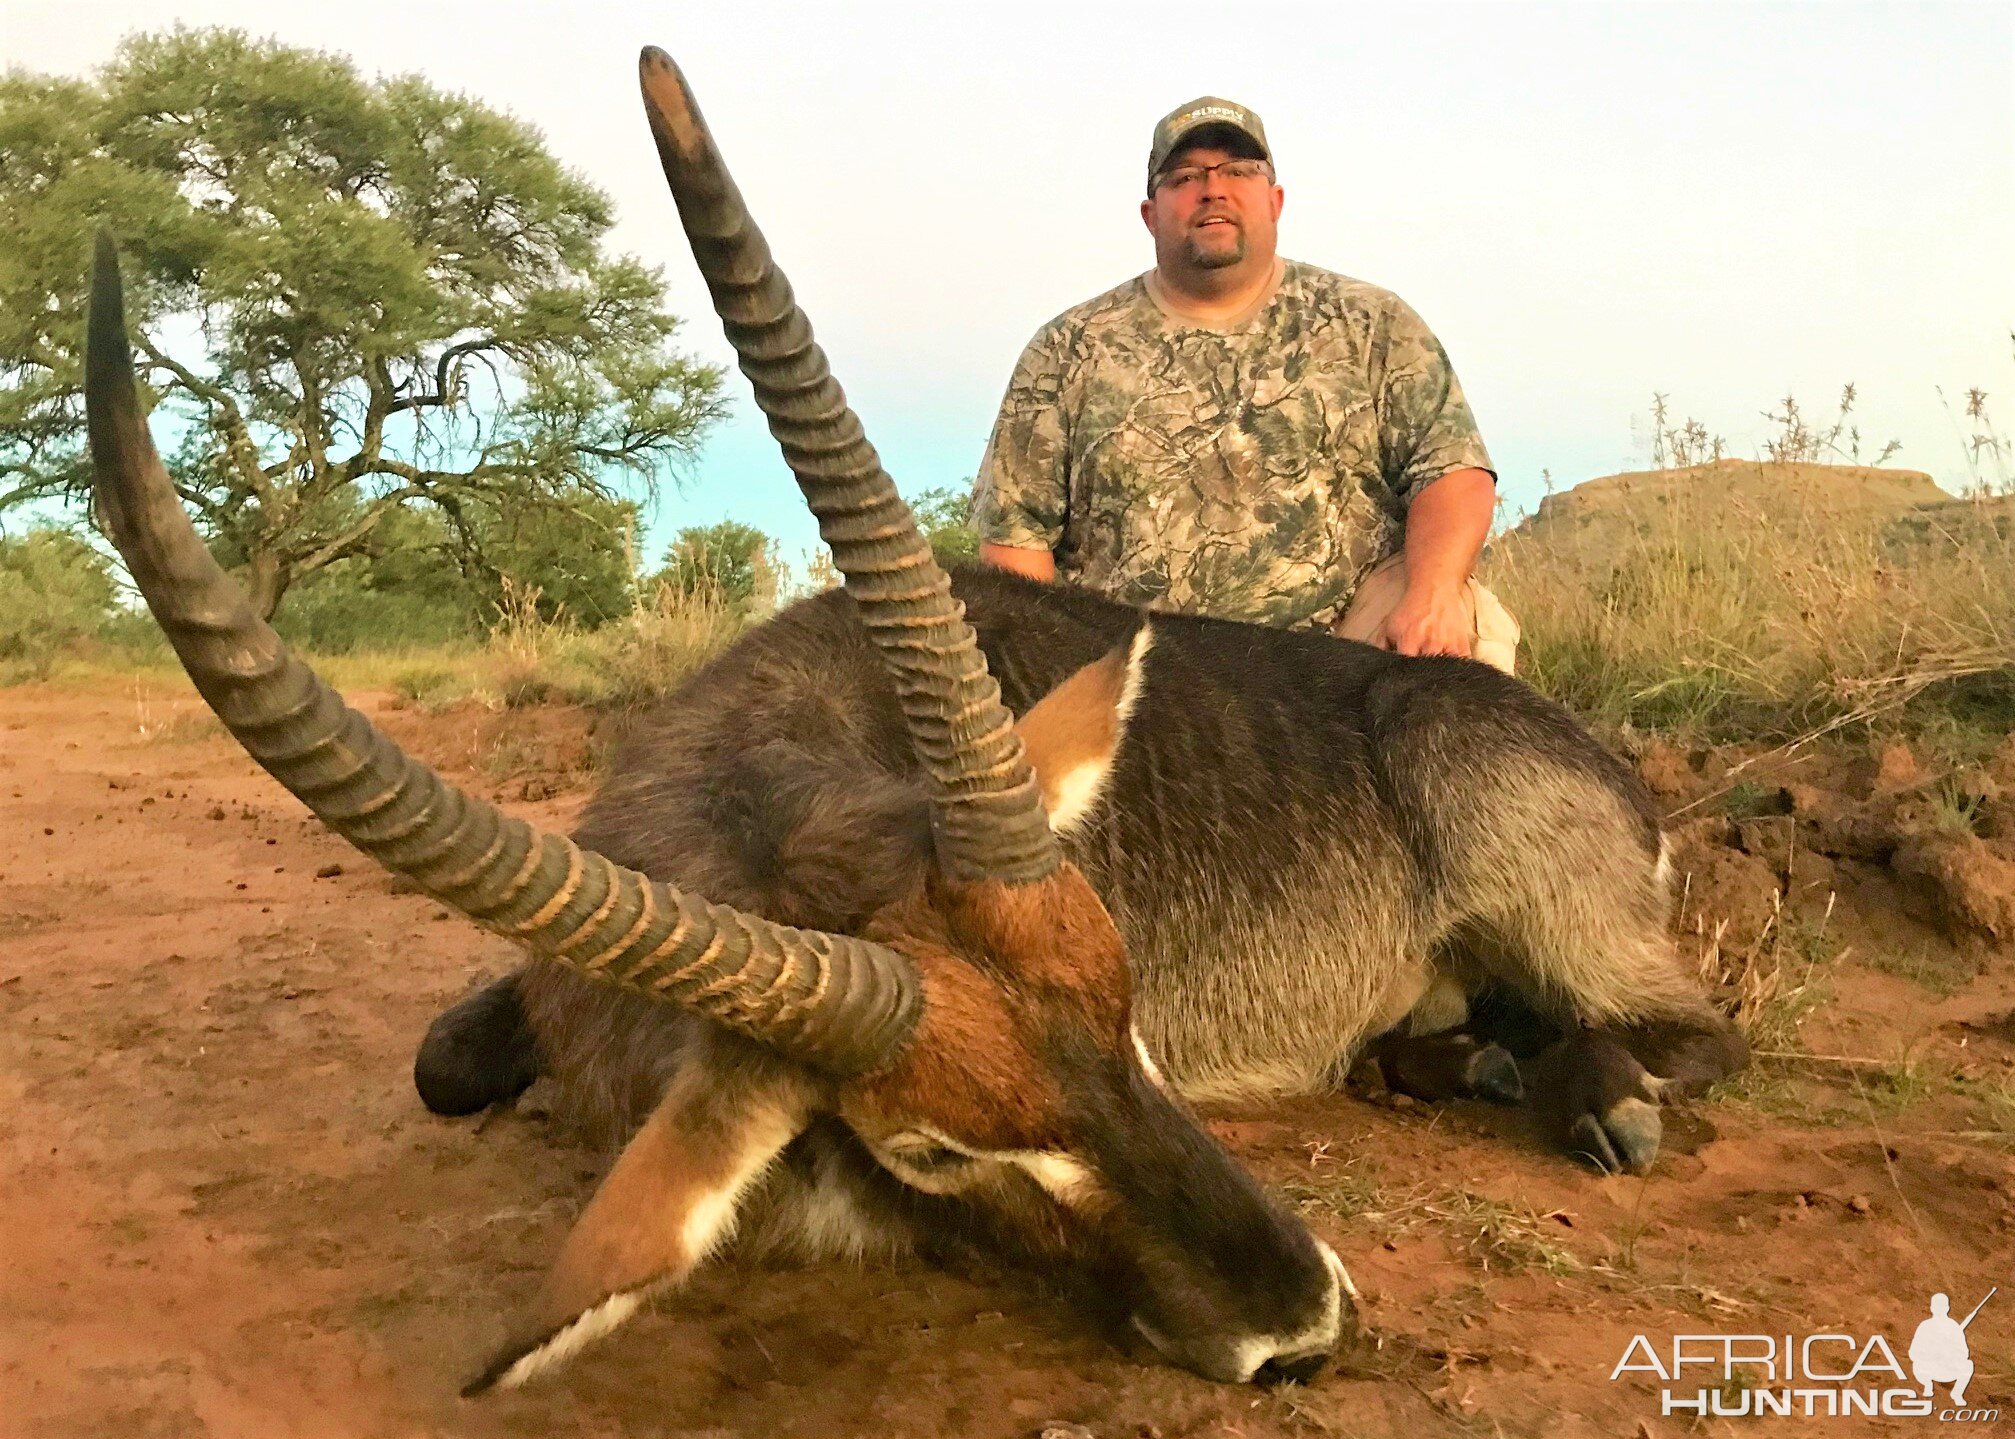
[4,677,2012,1439]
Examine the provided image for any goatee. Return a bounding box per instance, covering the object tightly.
[1184,231,1246,269]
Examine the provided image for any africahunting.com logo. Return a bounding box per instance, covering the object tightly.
[1610,1289,1999,1422]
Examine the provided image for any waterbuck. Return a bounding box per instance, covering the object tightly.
[85,46,1744,1395]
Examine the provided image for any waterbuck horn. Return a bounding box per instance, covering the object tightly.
[637,48,1060,887]
[84,234,920,1077]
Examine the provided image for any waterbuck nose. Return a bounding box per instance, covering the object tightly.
[1134,1238,1352,1384]
[1254,1350,1329,1386]
[1240,1239,1352,1384]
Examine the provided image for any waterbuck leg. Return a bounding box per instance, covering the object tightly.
[1527,1013,1747,1175]
[414,971,540,1116]
[1375,1032,1524,1105]
[1613,1015,1750,1099]
[1527,1030,1663,1175]
[464,1059,818,1394]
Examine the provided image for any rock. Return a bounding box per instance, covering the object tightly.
[1736,816,1798,876]
[1671,814,1739,851]
[1680,845,1784,942]
[1980,796,2014,842]
[1988,733,2015,791]
[1037,1425,1097,1439]
[1782,781,1835,816]
[1799,807,1899,863]
[1788,847,1837,898]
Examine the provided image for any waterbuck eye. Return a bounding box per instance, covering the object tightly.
[898,1145,974,1176]
[882,1134,977,1176]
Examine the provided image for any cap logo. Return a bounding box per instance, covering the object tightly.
[1176,105,1248,128]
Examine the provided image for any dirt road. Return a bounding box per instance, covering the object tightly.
[4,679,2011,1437]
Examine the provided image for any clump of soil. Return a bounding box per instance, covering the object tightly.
[1640,732,2015,951]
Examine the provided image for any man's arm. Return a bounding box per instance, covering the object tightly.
[1377,465,1495,658]
[1364,293,1498,659]
[972,323,1069,581]
[979,541,1056,581]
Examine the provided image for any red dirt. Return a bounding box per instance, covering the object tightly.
[4,679,2012,1438]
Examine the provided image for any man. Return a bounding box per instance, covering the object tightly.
[973,97,1517,670]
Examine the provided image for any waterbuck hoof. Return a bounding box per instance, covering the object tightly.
[1464,1043,1524,1105]
[1569,1097,1662,1175]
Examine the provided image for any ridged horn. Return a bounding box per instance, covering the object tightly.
[84,234,919,1077]
[637,48,1059,886]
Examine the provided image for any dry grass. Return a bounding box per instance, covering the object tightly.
[20,576,752,722]
[481,576,752,709]
[1687,886,1838,1053]
[330,578,754,713]
[1287,1161,1583,1278]
[1487,473,2015,742]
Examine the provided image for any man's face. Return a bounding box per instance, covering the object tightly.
[1140,143,1284,276]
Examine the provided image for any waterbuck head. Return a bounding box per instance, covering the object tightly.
[82,45,1347,1390]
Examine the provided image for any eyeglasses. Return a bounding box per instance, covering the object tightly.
[1152,158,1274,194]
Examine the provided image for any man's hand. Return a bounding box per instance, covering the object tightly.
[1376,577,1475,658]
[1381,465,1495,657]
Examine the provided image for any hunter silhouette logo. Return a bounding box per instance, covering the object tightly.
[1910,1290,1994,1408]
[1610,1289,2000,1422]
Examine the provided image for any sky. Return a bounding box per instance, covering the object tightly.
[5,0,2011,566]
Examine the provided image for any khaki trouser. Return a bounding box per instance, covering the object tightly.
[1333,554,1521,675]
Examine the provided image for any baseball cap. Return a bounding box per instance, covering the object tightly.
[1147,97,1271,188]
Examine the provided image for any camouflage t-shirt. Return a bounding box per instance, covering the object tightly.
[972,259,1494,628]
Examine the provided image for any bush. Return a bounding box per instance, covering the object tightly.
[269,495,642,652]
[274,563,478,653]
[0,527,118,676]
[910,485,980,564]
[655,520,780,613]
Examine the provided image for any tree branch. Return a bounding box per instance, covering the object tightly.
[387,337,505,416]
[134,337,279,512]
[286,484,426,579]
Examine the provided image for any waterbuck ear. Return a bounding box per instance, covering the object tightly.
[1016,623,1153,835]
[464,1070,811,1394]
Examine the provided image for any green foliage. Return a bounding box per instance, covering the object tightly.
[271,493,640,651]
[0,27,724,618]
[0,525,118,674]
[656,519,779,611]
[910,484,980,563]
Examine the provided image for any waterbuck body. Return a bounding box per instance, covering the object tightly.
[87,45,1742,1399]
[487,564,1704,1141]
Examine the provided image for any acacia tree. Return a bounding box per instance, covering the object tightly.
[0,28,725,617]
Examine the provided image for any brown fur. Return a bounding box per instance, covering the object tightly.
[847,869,1128,1152]
[419,570,1746,1385]
[1019,644,1131,826]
